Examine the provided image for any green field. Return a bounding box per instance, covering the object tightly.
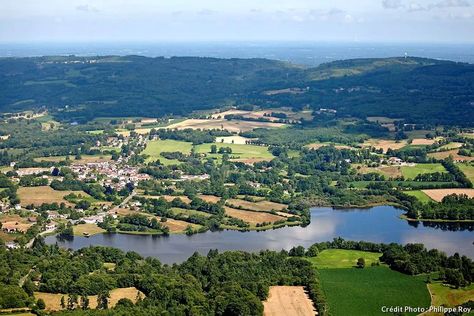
[170,207,211,218]
[142,140,193,164]
[404,190,434,203]
[458,163,474,183]
[429,281,474,307]
[306,249,382,269]
[319,266,431,316]
[194,143,274,161]
[400,163,447,179]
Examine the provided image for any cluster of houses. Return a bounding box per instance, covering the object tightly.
[70,160,150,190]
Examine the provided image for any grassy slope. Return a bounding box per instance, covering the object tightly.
[319,267,430,316]
[428,282,474,307]
[401,163,447,180]
[458,163,474,183]
[142,139,193,164]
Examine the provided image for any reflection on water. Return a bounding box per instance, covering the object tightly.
[45,206,473,264]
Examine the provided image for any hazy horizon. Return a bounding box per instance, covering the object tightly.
[1,0,473,43]
[2,41,474,65]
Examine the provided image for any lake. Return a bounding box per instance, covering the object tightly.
[45,206,473,264]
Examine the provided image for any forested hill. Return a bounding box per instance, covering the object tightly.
[0,55,473,125]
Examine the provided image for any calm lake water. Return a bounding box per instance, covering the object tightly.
[45,206,473,264]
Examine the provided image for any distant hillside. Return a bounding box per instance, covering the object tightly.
[0,55,472,125]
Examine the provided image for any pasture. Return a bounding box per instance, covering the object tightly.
[428,282,474,308]
[34,154,112,164]
[17,186,90,206]
[421,188,474,202]
[224,207,285,225]
[197,194,222,203]
[400,163,447,180]
[146,195,192,204]
[226,198,287,212]
[363,139,407,153]
[428,149,474,162]
[215,135,255,145]
[73,223,105,236]
[458,163,474,183]
[411,138,436,145]
[34,287,144,311]
[263,286,315,316]
[158,217,201,233]
[354,164,402,178]
[306,249,381,269]
[318,266,430,316]
[142,139,193,164]
[195,143,274,162]
[170,207,211,218]
[404,190,434,203]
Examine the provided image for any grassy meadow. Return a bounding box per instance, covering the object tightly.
[142,139,193,164]
[404,190,434,203]
[400,163,447,180]
[307,249,430,316]
[306,249,381,269]
[318,266,430,316]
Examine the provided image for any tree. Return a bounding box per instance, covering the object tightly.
[210,144,217,154]
[445,269,465,288]
[80,295,90,310]
[36,298,46,310]
[67,294,78,310]
[97,290,110,309]
[357,258,366,269]
[289,246,305,257]
[116,298,134,308]
[306,244,319,257]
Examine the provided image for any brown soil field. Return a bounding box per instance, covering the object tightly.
[210,110,249,119]
[306,143,325,150]
[225,207,285,225]
[34,287,144,311]
[355,164,402,178]
[158,217,200,233]
[428,150,474,162]
[150,195,192,204]
[0,230,17,242]
[411,138,436,145]
[422,188,474,202]
[226,199,287,212]
[109,208,138,216]
[165,119,286,133]
[17,186,89,206]
[363,139,407,153]
[263,286,316,316]
[198,194,222,203]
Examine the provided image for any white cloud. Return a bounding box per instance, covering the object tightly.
[382,0,404,9]
[76,4,99,13]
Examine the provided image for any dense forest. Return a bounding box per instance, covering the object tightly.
[0,56,473,125]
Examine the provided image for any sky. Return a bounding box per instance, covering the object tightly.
[0,0,473,43]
